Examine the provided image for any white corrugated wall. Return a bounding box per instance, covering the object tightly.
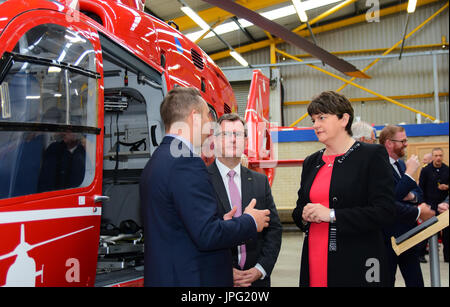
[216,1,449,127]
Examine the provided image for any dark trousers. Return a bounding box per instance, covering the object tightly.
[386,244,424,287]
[443,227,449,262]
[417,239,427,257]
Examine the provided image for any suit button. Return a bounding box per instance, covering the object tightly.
[332,197,338,202]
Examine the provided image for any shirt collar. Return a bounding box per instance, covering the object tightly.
[166,134,195,153]
[389,156,398,165]
[215,158,241,180]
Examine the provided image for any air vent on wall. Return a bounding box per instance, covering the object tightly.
[191,49,204,70]
[224,103,231,114]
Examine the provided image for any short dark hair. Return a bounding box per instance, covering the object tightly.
[217,113,247,137]
[160,87,204,130]
[379,125,404,145]
[307,91,354,136]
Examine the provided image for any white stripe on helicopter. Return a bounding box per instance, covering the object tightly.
[0,207,102,225]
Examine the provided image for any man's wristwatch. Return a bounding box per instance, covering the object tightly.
[329,209,336,223]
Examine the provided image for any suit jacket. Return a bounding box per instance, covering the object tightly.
[384,159,423,239]
[140,136,257,286]
[292,142,396,287]
[207,161,282,287]
[419,162,449,210]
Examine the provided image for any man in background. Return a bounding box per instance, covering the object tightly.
[351,121,376,144]
[422,153,433,167]
[380,125,434,287]
[419,148,449,262]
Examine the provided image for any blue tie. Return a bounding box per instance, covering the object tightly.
[394,161,404,176]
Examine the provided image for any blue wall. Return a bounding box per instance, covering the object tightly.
[272,123,449,143]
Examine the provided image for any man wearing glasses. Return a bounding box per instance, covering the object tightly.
[379,125,434,287]
[207,113,282,287]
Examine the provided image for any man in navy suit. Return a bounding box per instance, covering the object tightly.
[140,87,271,287]
[380,125,434,287]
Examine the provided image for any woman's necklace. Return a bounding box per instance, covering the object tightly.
[323,154,334,168]
[323,138,355,167]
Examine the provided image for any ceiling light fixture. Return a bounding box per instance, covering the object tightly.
[292,0,308,22]
[185,0,343,41]
[180,5,210,31]
[230,50,249,67]
[407,0,417,13]
[400,0,418,59]
[178,0,251,67]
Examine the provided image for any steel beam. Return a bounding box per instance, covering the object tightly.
[209,0,441,61]
[172,0,289,32]
[336,1,449,92]
[284,92,449,106]
[274,49,440,126]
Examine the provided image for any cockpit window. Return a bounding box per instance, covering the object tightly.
[13,24,96,72]
[0,24,99,199]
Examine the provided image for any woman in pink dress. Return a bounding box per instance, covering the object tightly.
[292,91,396,287]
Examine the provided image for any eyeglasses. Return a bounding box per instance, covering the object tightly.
[390,139,408,145]
[215,131,246,138]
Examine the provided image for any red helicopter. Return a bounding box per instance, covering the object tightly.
[0,0,308,287]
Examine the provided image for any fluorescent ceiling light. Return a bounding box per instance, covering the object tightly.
[185,0,343,41]
[180,6,210,31]
[48,66,61,73]
[292,0,308,22]
[407,0,417,13]
[230,51,249,67]
[298,0,343,10]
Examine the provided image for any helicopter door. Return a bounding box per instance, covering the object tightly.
[96,35,164,279]
[0,12,103,287]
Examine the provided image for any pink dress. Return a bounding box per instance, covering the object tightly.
[308,154,340,287]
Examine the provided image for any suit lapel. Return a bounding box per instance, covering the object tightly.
[208,162,232,213]
[240,166,253,211]
[392,166,401,181]
[397,160,406,175]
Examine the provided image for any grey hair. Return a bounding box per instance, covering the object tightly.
[352,121,374,140]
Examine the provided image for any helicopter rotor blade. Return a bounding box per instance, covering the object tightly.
[0,226,94,262]
[201,0,370,79]
[0,251,17,261]
[29,226,94,250]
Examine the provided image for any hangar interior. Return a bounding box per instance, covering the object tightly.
[1,0,449,288]
[144,0,449,286]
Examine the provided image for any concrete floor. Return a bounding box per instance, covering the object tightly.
[271,231,449,287]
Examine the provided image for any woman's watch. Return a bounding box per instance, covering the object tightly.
[330,209,336,223]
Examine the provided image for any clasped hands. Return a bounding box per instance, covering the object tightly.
[233,268,262,287]
[302,203,331,224]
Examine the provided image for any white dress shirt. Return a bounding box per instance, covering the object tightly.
[215,158,242,201]
[389,157,415,181]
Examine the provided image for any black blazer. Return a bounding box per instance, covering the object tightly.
[208,161,282,287]
[292,142,396,287]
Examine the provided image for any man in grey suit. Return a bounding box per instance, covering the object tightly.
[207,113,282,287]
